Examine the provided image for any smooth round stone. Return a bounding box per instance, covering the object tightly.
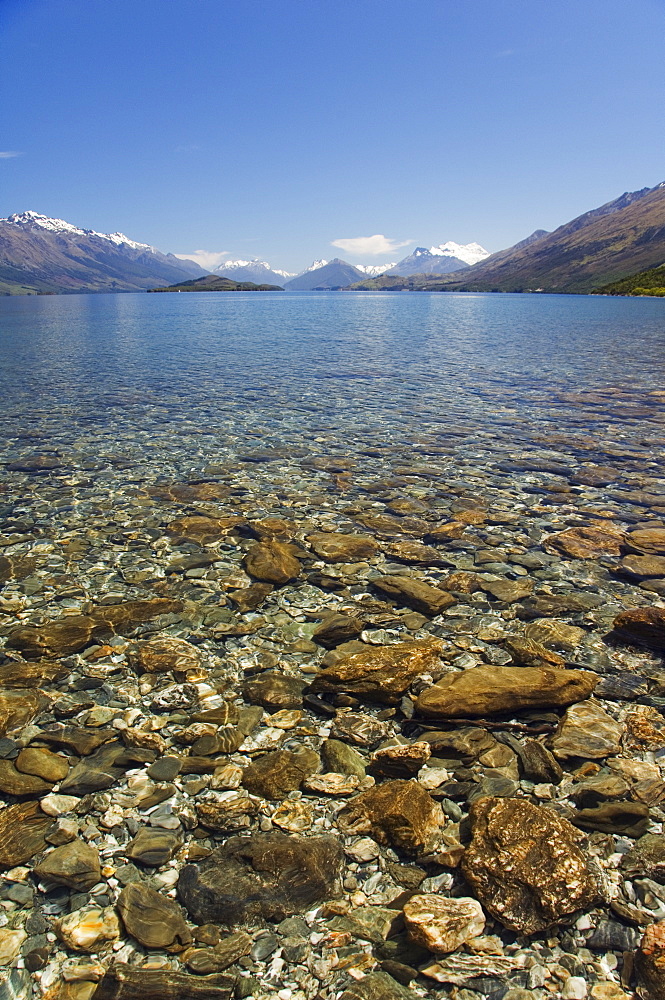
[146,756,182,781]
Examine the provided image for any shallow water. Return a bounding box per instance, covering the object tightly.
[1,291,665,997]
[1,290,663,482]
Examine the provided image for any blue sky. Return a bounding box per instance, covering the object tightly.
[1,0,664,271]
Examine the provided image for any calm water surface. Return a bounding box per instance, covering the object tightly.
[0,291,663,537]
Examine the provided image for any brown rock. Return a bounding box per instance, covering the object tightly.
[307,532,379,563]
[312,613,364,648]
[92,964,234,1000]
[620,554,665,579]
[481,579,534,603]
[439,571,482,593]
[503,637,565,668]
[462,797,599,934]
[523,619,586,651]
[337,779,444,855]
[310,640,444,705]
[330,711,391,748]
[626,528,665,555]
[542,524,627,559]
[416,665,598,718]
[196,794,260,832]
[128,636,202,674]
[0,760,53,796]
[635,921,665,1000]
[117,882,192,949]
[612,607,665,650]
[125,828,181,866]
[368,742,431,779]
[372,575,456,616]
[403,894,485,953]
[228,583,273,611]
[5,599,183,659]
[243,539,301,584]
[0,660,67,688]
[382,541,448,565]
[0,801,52,867]
[0,689,47,736]
[166,515,244,543]
[34,839,101,890]
[178,832,343,925]
[241,747,320,800]
[424,522,469,544]
[242,671,305,710]
[552,699,623,759]
[154,481,231,502]
[16,747,69,782]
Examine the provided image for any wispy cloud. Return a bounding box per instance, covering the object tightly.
[494,48,516,58]
[0,151,22,159]
[174,250,230,270]
[331,234,413,257]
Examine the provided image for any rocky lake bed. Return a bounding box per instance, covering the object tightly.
[1,293,665,1000]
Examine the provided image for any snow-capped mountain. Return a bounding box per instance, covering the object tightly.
[354,262,397,276]
[297,259,329,274]
[284,258,367,290]
[213,258,294,286]
[386,241,491,277]
[5,211,157,252]
[0,211,205,294]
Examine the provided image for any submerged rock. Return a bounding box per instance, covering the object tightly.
[178,832,343,925]
[310,639,443,705]
[373,575,456,616]
[0,801,52,868]
[635,920,665,1000]
[416,665,598,718]
[337,779,444,855]
[552,699,623,759]
[243,539,301,584]
[462,796,600,934]
[117,882,192,949]
[5,599,182,658]
[92,964,235,1000]
[34,839,101,890]
[403,894,485,953]
[611,607,665,650]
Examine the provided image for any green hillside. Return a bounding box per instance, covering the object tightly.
[148,275,283,292]
[594,263,665,296]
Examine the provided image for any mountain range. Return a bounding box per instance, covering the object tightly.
[352,183,665,293]
[0,212,205,294]
[1,181,663,296]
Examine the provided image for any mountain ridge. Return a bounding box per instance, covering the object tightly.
[350,183,665,294]
[0,212,206,294]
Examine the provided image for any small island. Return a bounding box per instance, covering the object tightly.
[148,275,283,292]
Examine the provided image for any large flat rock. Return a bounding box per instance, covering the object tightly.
[416,665,598,718]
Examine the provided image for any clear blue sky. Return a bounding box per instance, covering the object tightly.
[1,0,663,271]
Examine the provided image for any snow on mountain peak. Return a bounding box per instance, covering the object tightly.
[355,262,397,276]
[4,211,153,251]
[429,241,490,265]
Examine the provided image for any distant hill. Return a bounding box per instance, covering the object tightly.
[0,212,206,294]
[148,274,283,292]
[594,263,665,296]
[284,258,366,290]
[350,183,665,294]
[213,258,294,285]
[385,242,490,276]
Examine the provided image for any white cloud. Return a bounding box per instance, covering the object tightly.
[330,234,413,257]
[174,250,230,270]
[0,151,22,159]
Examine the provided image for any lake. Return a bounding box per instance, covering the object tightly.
[1,290,664,997]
